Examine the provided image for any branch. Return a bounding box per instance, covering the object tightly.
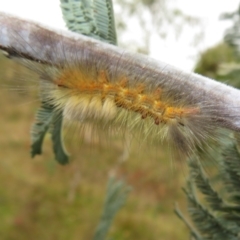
[1,12,240,132]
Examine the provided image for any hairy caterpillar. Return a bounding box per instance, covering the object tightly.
[1,12,240,161]
[41,58,204,157]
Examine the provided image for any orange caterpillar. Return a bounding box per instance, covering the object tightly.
[54,68,199,126]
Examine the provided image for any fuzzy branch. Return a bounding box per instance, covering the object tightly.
[1,12,240,131]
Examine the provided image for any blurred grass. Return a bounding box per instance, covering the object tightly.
[0,53,189,240]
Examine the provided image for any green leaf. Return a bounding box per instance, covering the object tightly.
[176,142,240,239]
[188,158,225,212]
[60,0,117,45]
[221,142,240,195]
[174,203,202,240]
[93,176,131,240]
[31,102,53,157]
[50,110,69,165]
[184,184,238,240]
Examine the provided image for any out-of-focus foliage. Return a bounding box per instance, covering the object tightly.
[194,42,240,88]
[195,43,236,77]
[195,3,240,89]
[194,43,240,83]
[93,177,131,240]
[114,0,203,54]
[176,139,240,240]
[221,3,240,51]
